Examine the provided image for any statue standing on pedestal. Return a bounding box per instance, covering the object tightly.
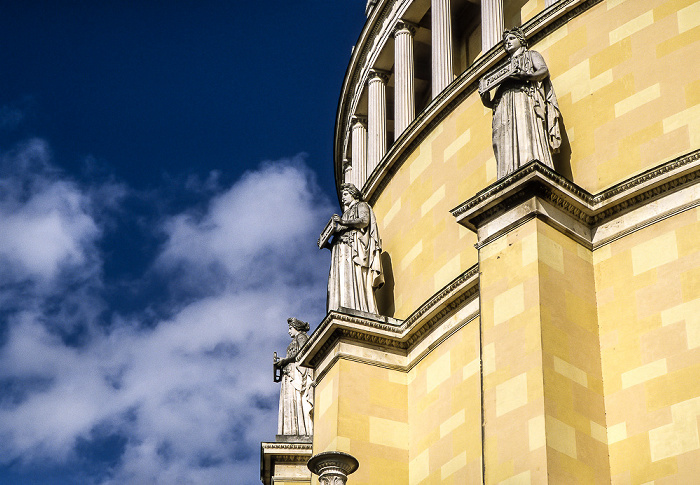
[321,183,384,315]
[274,318,313,437]
[480,28,562,179]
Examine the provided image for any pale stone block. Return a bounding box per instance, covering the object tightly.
[552,59,590,103]
[609,11,654,44]
[383,197,402,228]
[427,351,451,393]
[649,417,700,461]
[529,414,546,451]
[521,232,537,267]
[440,410,466,438]
[337,436,351,451]
[577,244,593,264]
[494,284,525,325]
[536,25,568,52]
[486,155,497,181]
[592,245,612,265]
[483,343,496,375]
[319,379,334,416]
[606,0,627,10]
[661,299,700,348]
[409,449,430,485]
[369,416,409,449]
[553,356,588,387]
[614,84,661,117]
[444,129,471,162]
[496,373,528,416]
[590,421,607,444]
[421,185,446,217]
[401,240,423,271]
[621,359,668,389]
[498,470,531,485]
[678,2,700,33]
[538,234,565,273]
[481,235,508,260]
[441,451,467,479]
[663,104,700,146]
[434,254,461,290]
[463,357,480,380]
[387,370,407,385]
[521,0,539,19]
[631,232,678,275]
[547,416,577,459]
[608,422,628,444]
[409,153,431,183]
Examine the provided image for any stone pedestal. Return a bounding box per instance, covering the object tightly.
[431,0,453,97]
[307,451,359,485]
[260,441,313,485]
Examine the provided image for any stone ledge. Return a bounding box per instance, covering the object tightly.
[451,150,700,248]
[260,441,313,485]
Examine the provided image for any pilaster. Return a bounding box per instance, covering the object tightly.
[351,116,368,190]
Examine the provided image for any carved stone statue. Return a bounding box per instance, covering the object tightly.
[322,183,384,315]
[273,318,313,437]
[480,28,562,179]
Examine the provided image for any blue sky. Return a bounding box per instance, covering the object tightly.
[0,2,366,484]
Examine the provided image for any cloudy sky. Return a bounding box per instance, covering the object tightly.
[0,2,366,484]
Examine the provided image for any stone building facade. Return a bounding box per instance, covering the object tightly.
[262,0,700,483]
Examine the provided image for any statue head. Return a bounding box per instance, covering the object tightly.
[340,183,362,208]
[503,27,527,54]
[287,317,310,337]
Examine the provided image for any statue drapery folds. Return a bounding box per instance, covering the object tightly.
[480,28,562,179]
[323,183,384,315]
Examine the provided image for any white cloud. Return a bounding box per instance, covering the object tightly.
[0,149,334,484]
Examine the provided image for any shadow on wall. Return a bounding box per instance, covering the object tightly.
[554,115,573,181]
[376,252,395,318]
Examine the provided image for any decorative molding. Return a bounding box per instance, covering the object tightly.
[451,150,700,248]
[393,19,417,37]
[260,441,313,485]
[368,69,390,84]
[298,265,479,371]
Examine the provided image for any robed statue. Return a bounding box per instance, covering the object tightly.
[480,28,562,179]
[273,318,313,437]
[319,183,384,315]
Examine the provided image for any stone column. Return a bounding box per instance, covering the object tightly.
[307,451,359,485]
[393,20,416,137]
[367,70,388,175]
[351,116,367,189]
[431,0,454,98]
[481,0,504,52]
[342,158,352,185]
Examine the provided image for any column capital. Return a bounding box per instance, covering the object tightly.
[368,69,390,84]
[351,115,367,127]
[393,19,417,37]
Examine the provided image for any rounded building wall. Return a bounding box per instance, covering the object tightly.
[337,0,700,319]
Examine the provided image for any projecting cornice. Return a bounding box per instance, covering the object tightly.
[298,265,479,379]
[451,149,700,249]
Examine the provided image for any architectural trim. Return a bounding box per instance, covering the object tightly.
[334,0,603,203]
[260,441,313,485]
[451,150,700,248]
[298,265,480,378]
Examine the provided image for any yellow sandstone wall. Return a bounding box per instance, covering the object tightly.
[594,208,700,483]
[312,359,409,484]
[407,320,482,484]
[479,219,610,484]
[372,0,699,320]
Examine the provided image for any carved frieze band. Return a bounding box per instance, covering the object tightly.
[299,265,480,369]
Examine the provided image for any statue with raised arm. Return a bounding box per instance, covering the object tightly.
[480,28,562,179]
[320,183,384,315]
[273,318,313,437]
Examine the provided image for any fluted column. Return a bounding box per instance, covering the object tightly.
[367,70,388,175]
[342,158,352,185]
[393,21,416,137]
[351,116,367,189]
[431,0,454,98]
[482,0,504,52]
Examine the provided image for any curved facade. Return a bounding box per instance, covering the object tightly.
[263,0,700,483]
